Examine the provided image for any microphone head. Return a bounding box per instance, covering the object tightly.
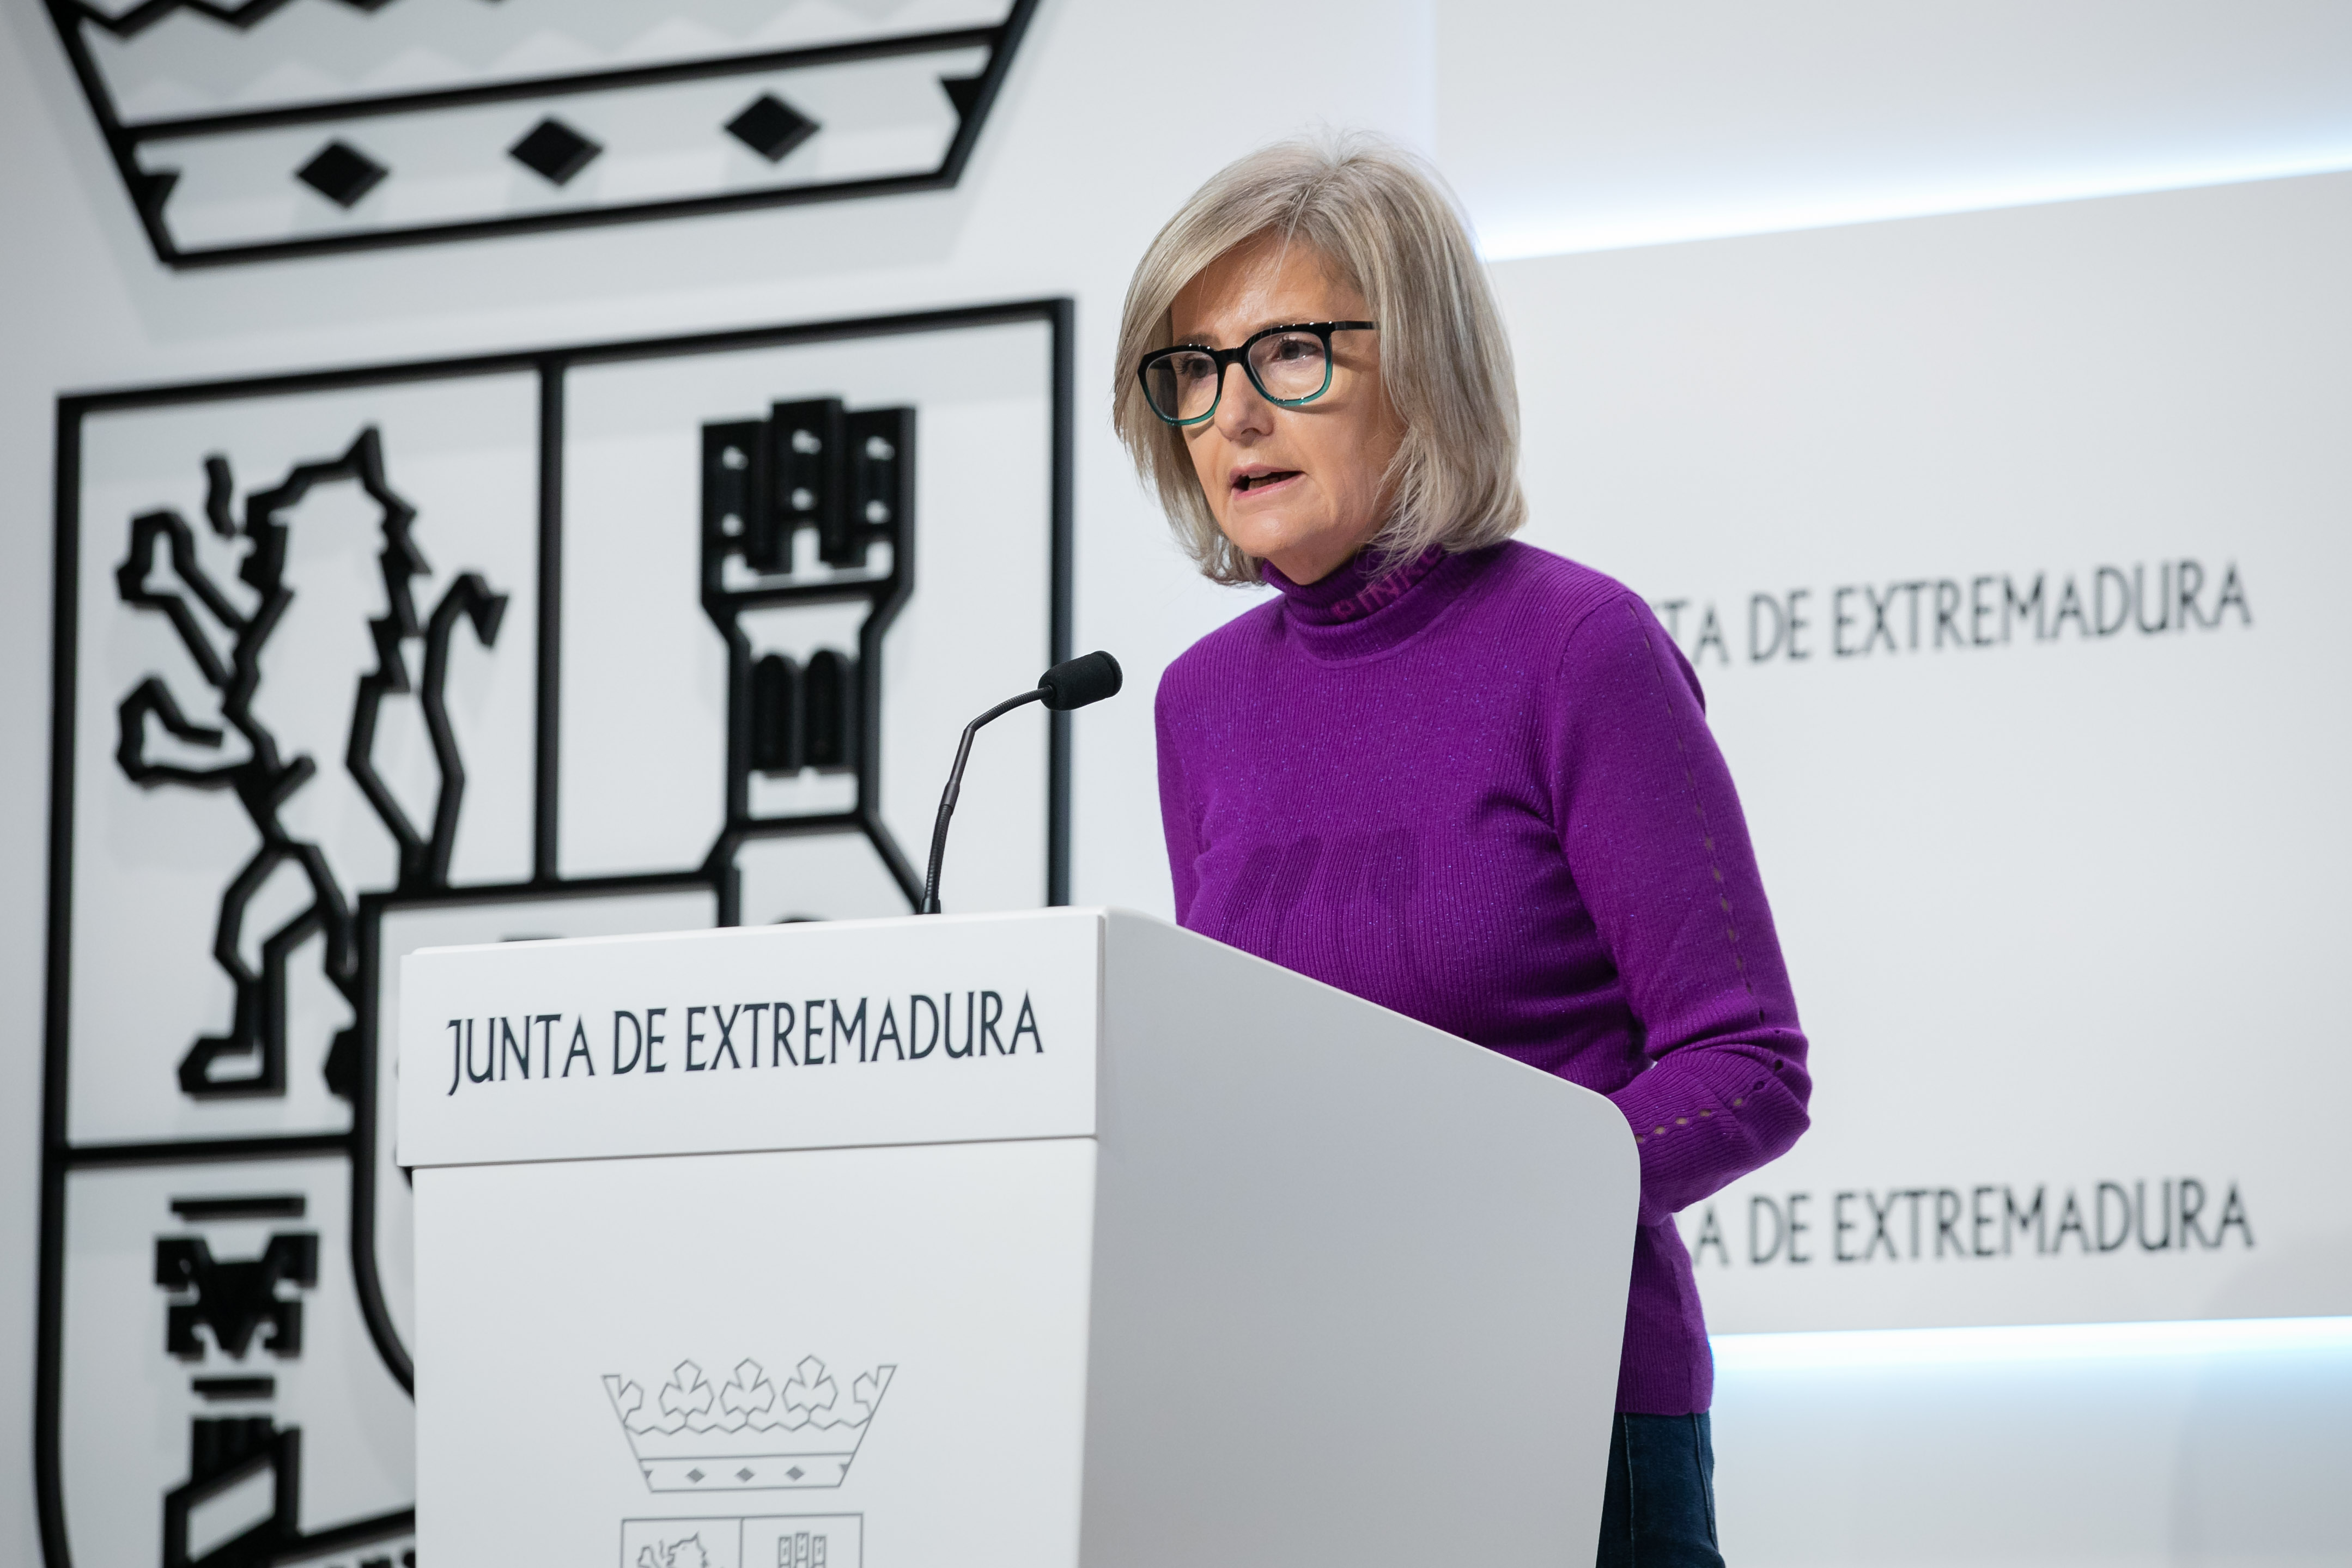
[1037,650,1123,712]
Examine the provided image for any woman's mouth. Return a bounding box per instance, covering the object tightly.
[1233,469,1301,495]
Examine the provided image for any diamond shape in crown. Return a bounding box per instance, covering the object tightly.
[604,1357,896,1493]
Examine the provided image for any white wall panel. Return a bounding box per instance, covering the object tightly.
[1440,1,2352,258]
[1713,1321,2352,1568]
[1494,170,2352,1335]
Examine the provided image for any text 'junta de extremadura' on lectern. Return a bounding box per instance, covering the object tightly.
[442,991,1047,1096]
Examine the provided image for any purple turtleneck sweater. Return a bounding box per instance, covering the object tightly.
[1154,539,1810,1414]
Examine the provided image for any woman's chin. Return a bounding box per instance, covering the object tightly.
[1220,512,1334,567]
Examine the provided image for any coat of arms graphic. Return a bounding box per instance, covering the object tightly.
[38,303,1072,1567]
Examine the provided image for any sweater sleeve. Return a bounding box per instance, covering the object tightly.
[1154,666,1203,927]
[1551,595,1812,1225]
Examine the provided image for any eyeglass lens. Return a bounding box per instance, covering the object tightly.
[1145,330,1333,422]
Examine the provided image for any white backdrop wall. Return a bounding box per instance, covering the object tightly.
[1497,173,2352,1337]
[1493,173,2352,1567]
[5,4,2351,1567]
[1444,2,2352,258]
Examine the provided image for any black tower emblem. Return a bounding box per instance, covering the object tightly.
[701,396,921,911]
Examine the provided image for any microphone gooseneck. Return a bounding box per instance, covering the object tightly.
[920,688,1042,915]
[921,652,1123,915]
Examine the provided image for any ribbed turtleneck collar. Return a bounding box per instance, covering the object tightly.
[1261,543,1496,660]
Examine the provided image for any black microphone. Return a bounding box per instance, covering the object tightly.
[921,652,1123,914]
[1037,649,1123,712]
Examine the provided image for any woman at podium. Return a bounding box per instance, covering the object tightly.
[1116,135,1812,1568]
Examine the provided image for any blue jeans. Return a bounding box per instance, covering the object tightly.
[1595,1412,1724,1567]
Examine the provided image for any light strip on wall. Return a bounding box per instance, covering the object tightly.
[1712,1316,2352,1371]
[1474,149,2352,263]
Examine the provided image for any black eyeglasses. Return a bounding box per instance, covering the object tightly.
[1137,321,1378,426]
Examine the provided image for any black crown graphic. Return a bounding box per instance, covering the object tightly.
[45,0,1040,266]
[605,1357,896,1492]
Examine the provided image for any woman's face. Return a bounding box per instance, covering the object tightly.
[1169,236,1402,585]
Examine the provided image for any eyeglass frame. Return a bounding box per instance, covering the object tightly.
[1135,320,1379,427]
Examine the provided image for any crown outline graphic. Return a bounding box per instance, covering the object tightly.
[604,1357,895,1493]
[43,0,1042,267]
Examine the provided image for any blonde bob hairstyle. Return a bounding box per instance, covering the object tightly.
[1114,132,1525,586]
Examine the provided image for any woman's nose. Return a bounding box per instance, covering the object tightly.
[1213,361,1274,438]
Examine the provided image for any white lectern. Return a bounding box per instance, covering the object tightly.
[399,908,1637,1568]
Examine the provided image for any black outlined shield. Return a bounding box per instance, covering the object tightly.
[40,305,1071,1567]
